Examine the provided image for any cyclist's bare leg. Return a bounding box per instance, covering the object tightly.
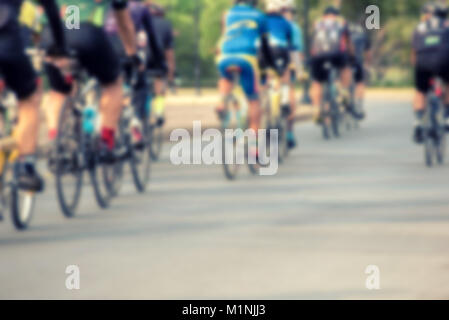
[413,90,426,113]
[355,82,365,101]
[442,84,449,128]
[16,89,42,156]
[412,90,426,143]
[248,99,261,132]
[45,90,66,140]
[100,77,123,132]
[153,77,166,120]
[14,87,45,191]
[340,67,352,89]
[217,78,233,112]
[311,81,322,110]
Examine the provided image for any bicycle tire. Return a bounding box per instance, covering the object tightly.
[424,134,434,167]
[10,185,35,231]
[436,129,446,165]
[130,121,151,193]
[149,123,164,161]
[55,98,84,218]
[330,101,341,138]
[89,156,111,209]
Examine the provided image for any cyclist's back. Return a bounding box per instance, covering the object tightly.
[310,7,350,83]
[219,2,266,57]
[217,0,267,100]
[413,15,449,90]
[263,12,292,73]
[411,2,449,143]
[42,0,130,96]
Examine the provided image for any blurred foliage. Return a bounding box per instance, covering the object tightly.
[156,0,447,87]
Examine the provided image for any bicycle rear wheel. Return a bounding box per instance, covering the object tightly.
[55,98,84,218]
[424,132,434,167]
[277,114,289,163]
[88,138,112,209]
[330,101,341,138]
[149,122,164,161]
[10,184,35,231]
[436,128,446,165]
[130,122,151,193]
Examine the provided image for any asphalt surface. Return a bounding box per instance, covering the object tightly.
[1,94,449,300]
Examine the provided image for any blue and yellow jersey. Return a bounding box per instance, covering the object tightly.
[218,4,267,56]
[265,14,293,49]
[290,21,303,52]
[19,0,43,33]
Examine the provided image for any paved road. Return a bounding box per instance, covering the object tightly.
[1,94,449,300]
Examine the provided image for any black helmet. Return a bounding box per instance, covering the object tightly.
[435,2,449,19]
[421,2,437,15]
[235,0,258,6]
[324,6,340,16]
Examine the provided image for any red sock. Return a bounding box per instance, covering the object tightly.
[48,129,58,141]
[101,127,115,151]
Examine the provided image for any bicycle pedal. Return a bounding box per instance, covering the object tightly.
[156,117,165,127]
[281,105,291,117]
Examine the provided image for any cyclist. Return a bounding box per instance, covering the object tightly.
[216,0,274,155]
[260,0,294,148]
[104,0,165,145]
[349,19,371,120]
[283,0,304,149]
[43,0,139,162]
[145,2,175,127]
[310,6,353,122]
[412,1,449,143]
[0,0,65,191]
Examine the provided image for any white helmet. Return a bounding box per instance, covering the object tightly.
[284,0,296,9]
[266,0,294,12]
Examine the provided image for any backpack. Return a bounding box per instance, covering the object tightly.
[413,17,449,54]
[311,17,349,57]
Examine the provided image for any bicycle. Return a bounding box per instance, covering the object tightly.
[147,78,165,162]
[341,66,360,131]
[219,66,260,180]
[319,62,342,140]
[105,71,152,196]
[422,78,447,167]
[260,69,290,163]
[51,58,114,218]
[0,78,36,230]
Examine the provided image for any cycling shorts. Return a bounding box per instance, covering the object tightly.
[310,53,349,83]
[258,47,290,77]
[352,60,364,84]
[217,54,259,101]
[415,50,449,93]
[0,28,37,99]
[42,23,121,94]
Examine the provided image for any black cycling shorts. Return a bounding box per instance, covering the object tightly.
[0,28,37,100]
[258,47,290,77]
[310,53,349,83]
[352,60,364,84]
[415,50,449,93]
[42,23,121,94]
